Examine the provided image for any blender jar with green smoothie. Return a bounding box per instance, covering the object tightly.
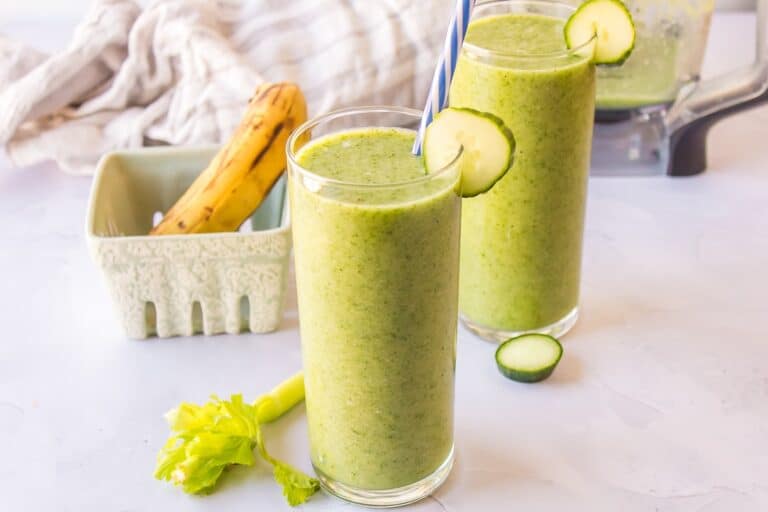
[451,0,597,341]
[592,0,768,175]
[596,0,714,112]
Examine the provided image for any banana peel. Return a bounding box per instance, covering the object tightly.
[151,82,308,235]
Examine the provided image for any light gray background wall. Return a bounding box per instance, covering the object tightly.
[0,0,759,21]
[724,0,757,8]
[722,0,757,8]
[0,0,758,55]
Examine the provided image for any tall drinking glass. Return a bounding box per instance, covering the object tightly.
[287,107,461,507]
[451,0,597,341]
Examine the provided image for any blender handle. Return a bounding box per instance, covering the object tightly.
[667,0,768,176]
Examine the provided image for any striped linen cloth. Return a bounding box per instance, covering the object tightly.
[0,0,449,174]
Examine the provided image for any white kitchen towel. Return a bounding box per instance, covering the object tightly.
[0,0,447,174]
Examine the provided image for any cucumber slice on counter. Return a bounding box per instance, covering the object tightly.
[495,334,563,383]
[565,0,636,66]
[423,107,515,198]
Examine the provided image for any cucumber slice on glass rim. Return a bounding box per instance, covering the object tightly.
[495,334,564,383]
[423,107,515,198]
[565,0,636,66]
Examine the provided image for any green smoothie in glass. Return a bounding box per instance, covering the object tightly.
[451,1,596,340]
[287,108,461,507]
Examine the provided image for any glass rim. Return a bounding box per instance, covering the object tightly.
[463,0,597,60]
[286,105,463,190]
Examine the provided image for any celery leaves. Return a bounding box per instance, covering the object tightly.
[154,373,319,506]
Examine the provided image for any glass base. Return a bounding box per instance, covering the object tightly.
[315,445,455,508]
[461,307,579,343]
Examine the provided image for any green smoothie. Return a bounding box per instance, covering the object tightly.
[451,12,596,334]
[596,32,680,110]
[596,0,713,110]
[290,127,460,491]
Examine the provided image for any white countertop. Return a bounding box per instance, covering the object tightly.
[1,10,768,512]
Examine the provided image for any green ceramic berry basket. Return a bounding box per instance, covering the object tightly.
[86,146,291,339]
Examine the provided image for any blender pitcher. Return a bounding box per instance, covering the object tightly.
[591,0,768,176]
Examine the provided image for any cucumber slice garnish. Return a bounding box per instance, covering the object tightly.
[565,0,636,66]
[495,334,563,383]
[423,107,515,198]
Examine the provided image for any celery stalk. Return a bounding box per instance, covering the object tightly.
[253,371,305,424]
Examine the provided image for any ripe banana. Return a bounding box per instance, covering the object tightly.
[151,82,308,235]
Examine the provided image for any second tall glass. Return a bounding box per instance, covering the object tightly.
[451,0,597,341]
[287,107,461,507]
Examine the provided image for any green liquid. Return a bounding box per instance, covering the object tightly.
[291,128,459,490]
[596,32,680,110]
[595,0,714,110]
[297,128,426,184]
[452,13,595,331]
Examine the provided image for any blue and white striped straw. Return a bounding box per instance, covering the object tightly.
[412,0,475,155]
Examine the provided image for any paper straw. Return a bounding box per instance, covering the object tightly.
[412,0,475,155]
